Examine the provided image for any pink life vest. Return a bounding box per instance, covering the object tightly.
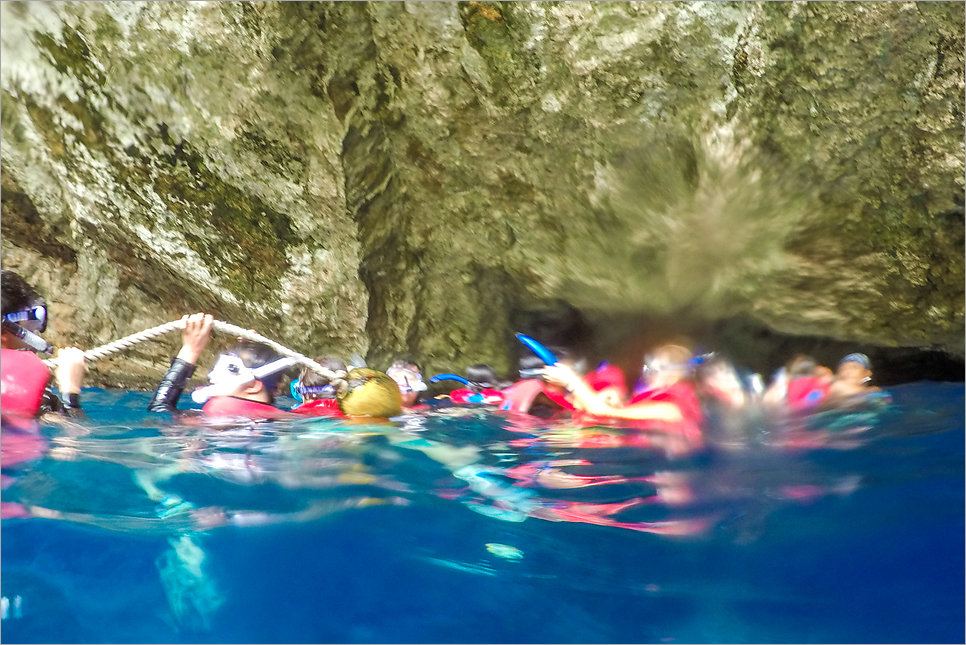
[448,388,505,405]
[1,427,47,468]
[787,376,830,410]
[1,347,51,419]
[202,396,289,419]
[630,382,703,425]
[500,379,574,414]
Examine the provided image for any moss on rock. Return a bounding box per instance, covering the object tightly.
[1,1,962,388]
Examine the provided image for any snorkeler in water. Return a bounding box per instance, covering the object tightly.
[541,344,704,453]
[693,354,748,410]
[147,313,294,419]
[291,357,347,416]
[825,353,881,402]
[764,354,833,411]
[386,358,429,410]
[1,270,87,419]
[542,345,696,424]
[500,349,578,418]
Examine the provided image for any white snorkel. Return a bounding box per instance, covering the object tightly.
[191,354,299,404]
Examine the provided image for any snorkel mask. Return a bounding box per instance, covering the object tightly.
[2,305,52,355]
[289,380,337,403]
[640,351,696,388]
[387,367,428,394]
[191,352,298,404]
[206,353,251,385]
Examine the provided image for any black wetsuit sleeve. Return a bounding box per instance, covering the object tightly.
[148,358,196,413]
[38,385,88,420]
[38,386,65,415]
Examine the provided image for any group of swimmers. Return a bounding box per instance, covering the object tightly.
[2,269,892,545]
[2,269,883,437]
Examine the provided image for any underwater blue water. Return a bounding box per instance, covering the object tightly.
[1,382,963,644]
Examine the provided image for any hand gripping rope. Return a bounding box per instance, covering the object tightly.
[41,319,348,392]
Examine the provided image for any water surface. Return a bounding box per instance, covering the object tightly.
[2,383,963,643]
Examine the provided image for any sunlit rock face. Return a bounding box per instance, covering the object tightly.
[2,2,962,386]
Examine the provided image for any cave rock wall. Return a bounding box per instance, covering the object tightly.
[1,1,962,386]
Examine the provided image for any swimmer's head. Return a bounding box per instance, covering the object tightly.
[517,345,587,391]
[695,354,746,406]
[465,363,499,388]
[296,357,347,401]
[387,358,426,407]
[642,344,693,387]
[584,363,627,406]
[786,354,819,380]
[518,353,547,379]
[517,346,585,380]
[836,353,872,383]
[839,353,871,371]
[1,270,51,353]
[208,341,285,402]
[1,270,44,315]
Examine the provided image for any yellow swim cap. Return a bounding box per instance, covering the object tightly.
[337,368,403,418]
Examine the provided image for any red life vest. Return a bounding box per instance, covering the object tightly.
[628,382,704,444]
[583,365,628,398]
[630,382,703,425]
[202,396,289,419]
[292,398,345,417]
[1,347,51,419]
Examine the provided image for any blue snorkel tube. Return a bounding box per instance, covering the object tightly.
[515,333,558,366]
[429,373,474,387]
[290,379,304,403]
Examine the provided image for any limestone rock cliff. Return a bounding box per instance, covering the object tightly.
[2,1,962,387]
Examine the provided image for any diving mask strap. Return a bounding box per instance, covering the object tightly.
[192,356,299,404]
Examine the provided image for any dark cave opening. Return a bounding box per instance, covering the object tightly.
[512,302,964,388]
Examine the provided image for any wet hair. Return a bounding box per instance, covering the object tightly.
[694,354,743,393]
[786,354,818,379]
[464,363,513,389]
[513,301,595,359]
[466,363,498,386]
[299,357,347,399]
[647,344,693,368]
[695,354,729,381]
[389,357,421,374]
[229,340,284,399]
[518,353,546,372]
[1,270,45,316]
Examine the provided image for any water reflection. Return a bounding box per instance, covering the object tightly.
[1,384,956,634]
[2,389,904,534]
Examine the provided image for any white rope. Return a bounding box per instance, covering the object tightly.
[42,319,347,386]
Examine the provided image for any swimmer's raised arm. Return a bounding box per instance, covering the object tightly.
[542,363,683,423]
[149,313,213,413]
[51,346,86,414]
[176,313,214,366]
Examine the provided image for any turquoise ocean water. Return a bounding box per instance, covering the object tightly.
[1,382,963,643]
